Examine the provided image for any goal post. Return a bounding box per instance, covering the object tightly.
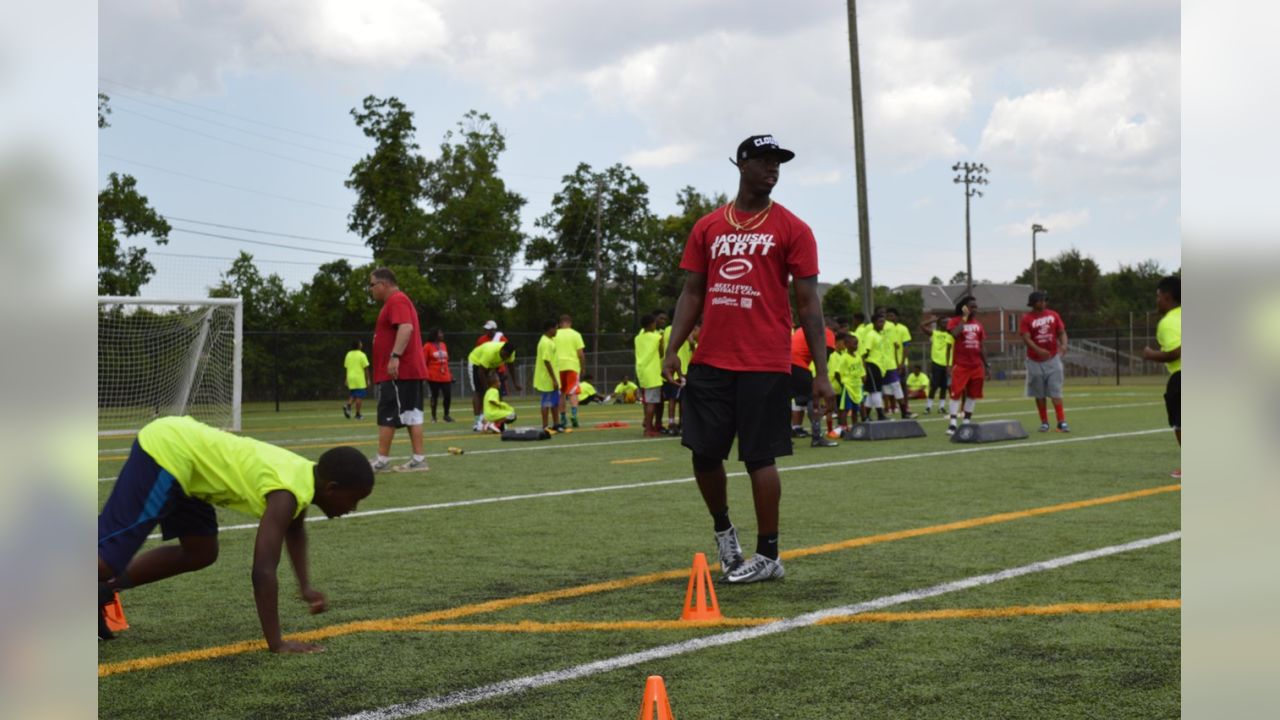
[98,296,242,436]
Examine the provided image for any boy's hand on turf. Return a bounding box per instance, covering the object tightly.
[302,588,328,614]
[273,640,326,654]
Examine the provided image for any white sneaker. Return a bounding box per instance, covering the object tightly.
[370,457,392,472]
[725,554,785,584]
[472,421,484,432]
[946,424,957,436]
[714,527,744,575]
[393,457,429,472]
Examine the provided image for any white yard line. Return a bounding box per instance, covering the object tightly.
[148,428,1167,537]
[335,531,1181,719]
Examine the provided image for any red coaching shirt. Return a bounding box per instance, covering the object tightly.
[372,290,428,383]
[681,202,819,373]
[790,326,836,370]
[946,316,987,369]
[1019,309,1066,360]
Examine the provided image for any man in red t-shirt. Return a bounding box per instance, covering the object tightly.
[1019,290,1070,432]
[367,268,430,472]
[945,295,990,435]
[660,134,835,585]
[423,327,454,423]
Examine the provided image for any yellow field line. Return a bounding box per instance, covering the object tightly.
[611,457,661,465]
[98,484,1180,677]
[816,598,1181,625]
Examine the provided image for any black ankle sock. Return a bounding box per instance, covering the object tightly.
[756,533,779,559]
[711,507,732,533]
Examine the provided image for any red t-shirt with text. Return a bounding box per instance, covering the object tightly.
[373,290,428,383]
[790,326,836,369]
[946,316,987,369]
[1018,309,1066,360]
[682,202,820,373]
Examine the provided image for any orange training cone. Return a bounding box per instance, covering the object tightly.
[636,675,676,720]
[104,592,129,632]
[680,552,722,622]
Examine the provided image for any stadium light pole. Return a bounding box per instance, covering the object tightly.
[952,162,989,295]
[845,0,875,316]
[1031,223,1048,290]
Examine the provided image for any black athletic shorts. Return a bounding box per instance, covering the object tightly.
[681,363,792,464]
[790,365,813,406]
[662,381,680,401]
[377,379,425,428]
[1164,371,1180,429]
[864,363,885,393]
[930,364,949,393]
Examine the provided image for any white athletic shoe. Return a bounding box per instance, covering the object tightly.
[714,527,745,575]
[393,457,430,472]
[370,457,392,472]
[946,424,957,436]
[725,554,785,584]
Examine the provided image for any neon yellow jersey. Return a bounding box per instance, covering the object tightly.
[906,372,930,393]
[469,340,511,369]
[344,350,369,389]
[635,329,663,388]
[579,381,597,397]
[677,339,694,373]
[930,330,954,367]
[827,349,850,391]
[482,387,515,423]
[554,328,585,373]
[138,416,314,519]
[882,321,904,367]
[860,329,885,370]
[895,323,912,365]
[533,335,558,392]
[614,380,638,397]
[1157,306,1181,374]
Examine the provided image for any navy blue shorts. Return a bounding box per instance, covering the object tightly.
[348,388,368,398]
[661,382,681,401]
[98,441,218,575]
[884,369,901,385]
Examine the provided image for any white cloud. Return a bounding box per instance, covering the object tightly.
[792,169,843,187]
[624,143,697,169]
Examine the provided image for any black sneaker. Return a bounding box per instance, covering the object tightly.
[443,415,455,423]
[791,426,810,438]
[811,435,839,448]
[342,404,351,419]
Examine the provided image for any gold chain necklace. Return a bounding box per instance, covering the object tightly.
[723,199,773,231]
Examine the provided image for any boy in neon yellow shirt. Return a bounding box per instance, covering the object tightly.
[905,364,930,400]
[97,416,374,650]
[613,377,639,403]
[343,339,370,420]
[829,333,864,436]
[482,375,517,432]
[1143,276,1181,479]
[635,314,664,437]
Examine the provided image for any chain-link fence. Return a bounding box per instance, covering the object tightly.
[242,325,1171,408]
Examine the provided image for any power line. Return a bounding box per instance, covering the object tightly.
[112,107,349,175]
[99,153,349,212]
[98,77,366,150]
[107,91,360,162]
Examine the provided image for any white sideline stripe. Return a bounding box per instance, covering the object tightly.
[335,531,1181,720]
[147,427,1167,538]
[97,400,1162,467]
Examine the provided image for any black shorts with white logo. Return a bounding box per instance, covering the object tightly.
[681,363,793,464]
[377,379,425,428]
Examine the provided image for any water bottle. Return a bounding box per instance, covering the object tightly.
[447,446,464,455]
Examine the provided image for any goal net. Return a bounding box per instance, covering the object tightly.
[98,297,242,436]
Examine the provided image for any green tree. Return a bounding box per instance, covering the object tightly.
[210,252,300,399]
[98,172,171,296]
[98,93,170,296]
[515,162,657,346]
[639,186,726,318]
[1014,248,1103,328]
[346,96,430,262]
[421,110,527,328]
[821,283,856,321]
[1097,259,1167,327]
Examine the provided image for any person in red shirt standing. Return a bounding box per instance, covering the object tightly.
[946,295,990,435]
[788,321,838,445]
[1019,290,1070,432]
[423,327,454,423]
[661,134,835,585]
[367,268,430,472]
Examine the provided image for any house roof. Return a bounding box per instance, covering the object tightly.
[893,283,1035,313]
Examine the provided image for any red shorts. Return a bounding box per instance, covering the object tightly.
[559,370,580,396]
[949,365,985,400]
[907,389,927,400]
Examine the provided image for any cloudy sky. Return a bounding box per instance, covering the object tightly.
[97,0,1180,298]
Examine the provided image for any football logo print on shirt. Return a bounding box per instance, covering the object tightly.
[719,258,754,280]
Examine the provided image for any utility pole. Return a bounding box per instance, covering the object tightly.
[593,178,603,379]
[1031,223,1048,290]
[952,162,989,295]
[846,0,874,316]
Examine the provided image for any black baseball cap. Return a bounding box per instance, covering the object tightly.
[734,135,796,164]
[1027,290,1048,306]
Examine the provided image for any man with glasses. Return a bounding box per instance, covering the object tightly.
[367,268,430,472]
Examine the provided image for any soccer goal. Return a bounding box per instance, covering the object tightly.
[98,297,242,436]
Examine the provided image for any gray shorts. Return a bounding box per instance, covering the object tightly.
[1025,356,1064,398]
[641,387,662,404]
